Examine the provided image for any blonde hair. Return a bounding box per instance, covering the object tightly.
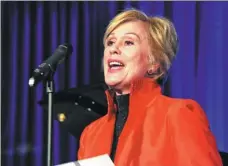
[103,9,179,83]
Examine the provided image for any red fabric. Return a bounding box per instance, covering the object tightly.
[78,78,222,166]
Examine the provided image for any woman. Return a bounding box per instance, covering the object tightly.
[77,9,222,166]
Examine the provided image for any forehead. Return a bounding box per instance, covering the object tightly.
[108,20,149,38]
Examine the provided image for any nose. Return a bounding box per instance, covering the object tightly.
[109,43,121,55]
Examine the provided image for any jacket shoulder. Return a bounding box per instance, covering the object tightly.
[159,95,202,110]
[157,95,207,119]
[161,96,209,125]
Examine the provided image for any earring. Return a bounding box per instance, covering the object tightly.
[147,69,154,75]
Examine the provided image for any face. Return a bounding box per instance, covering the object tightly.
[103,20,151,94]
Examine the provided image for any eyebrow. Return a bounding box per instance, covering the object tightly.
[107,32,141,40]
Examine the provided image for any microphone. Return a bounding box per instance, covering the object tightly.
[28,43,73,87]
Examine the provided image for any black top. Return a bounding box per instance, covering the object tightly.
[110,94,129,161]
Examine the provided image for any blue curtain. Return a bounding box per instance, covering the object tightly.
[2,1,228,165]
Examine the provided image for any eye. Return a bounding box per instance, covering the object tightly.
[125,40,134,46]
[106,40,114,46]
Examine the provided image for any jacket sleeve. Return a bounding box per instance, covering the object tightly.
[77,125,89,160]
[168,99,223,166]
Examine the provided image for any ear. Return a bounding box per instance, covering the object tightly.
[147,64,160,75]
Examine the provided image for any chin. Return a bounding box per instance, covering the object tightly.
[105,79,120,87]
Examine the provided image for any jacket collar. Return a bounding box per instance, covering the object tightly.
[105,77,162,118]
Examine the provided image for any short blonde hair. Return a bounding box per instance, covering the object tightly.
[103,9,179,83]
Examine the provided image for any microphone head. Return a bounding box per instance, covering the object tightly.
[28,43,73,87]
[54,43,73,65]
[59,43,73,56]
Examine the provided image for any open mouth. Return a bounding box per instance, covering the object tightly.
[108,61,125,69]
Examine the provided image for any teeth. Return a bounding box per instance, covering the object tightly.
[109,61,123,67]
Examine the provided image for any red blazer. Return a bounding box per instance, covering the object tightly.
[78,78,222,166]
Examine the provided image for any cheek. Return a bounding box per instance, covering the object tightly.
[103,50,108,66]
[103,49,108,59]
[127,51,147,67]
[129,53,148,74]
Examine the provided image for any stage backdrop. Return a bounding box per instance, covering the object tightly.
[2,1,228,166]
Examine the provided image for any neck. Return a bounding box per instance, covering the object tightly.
[115,90,130,96]
[109,77,159,96]
[108,84,131,96]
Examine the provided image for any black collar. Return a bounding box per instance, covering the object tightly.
[114,94,129,113]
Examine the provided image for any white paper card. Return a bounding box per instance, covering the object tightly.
[55,154,115,166]
[55,162,76,166]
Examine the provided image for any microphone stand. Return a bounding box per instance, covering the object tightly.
[46,73,55,166]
